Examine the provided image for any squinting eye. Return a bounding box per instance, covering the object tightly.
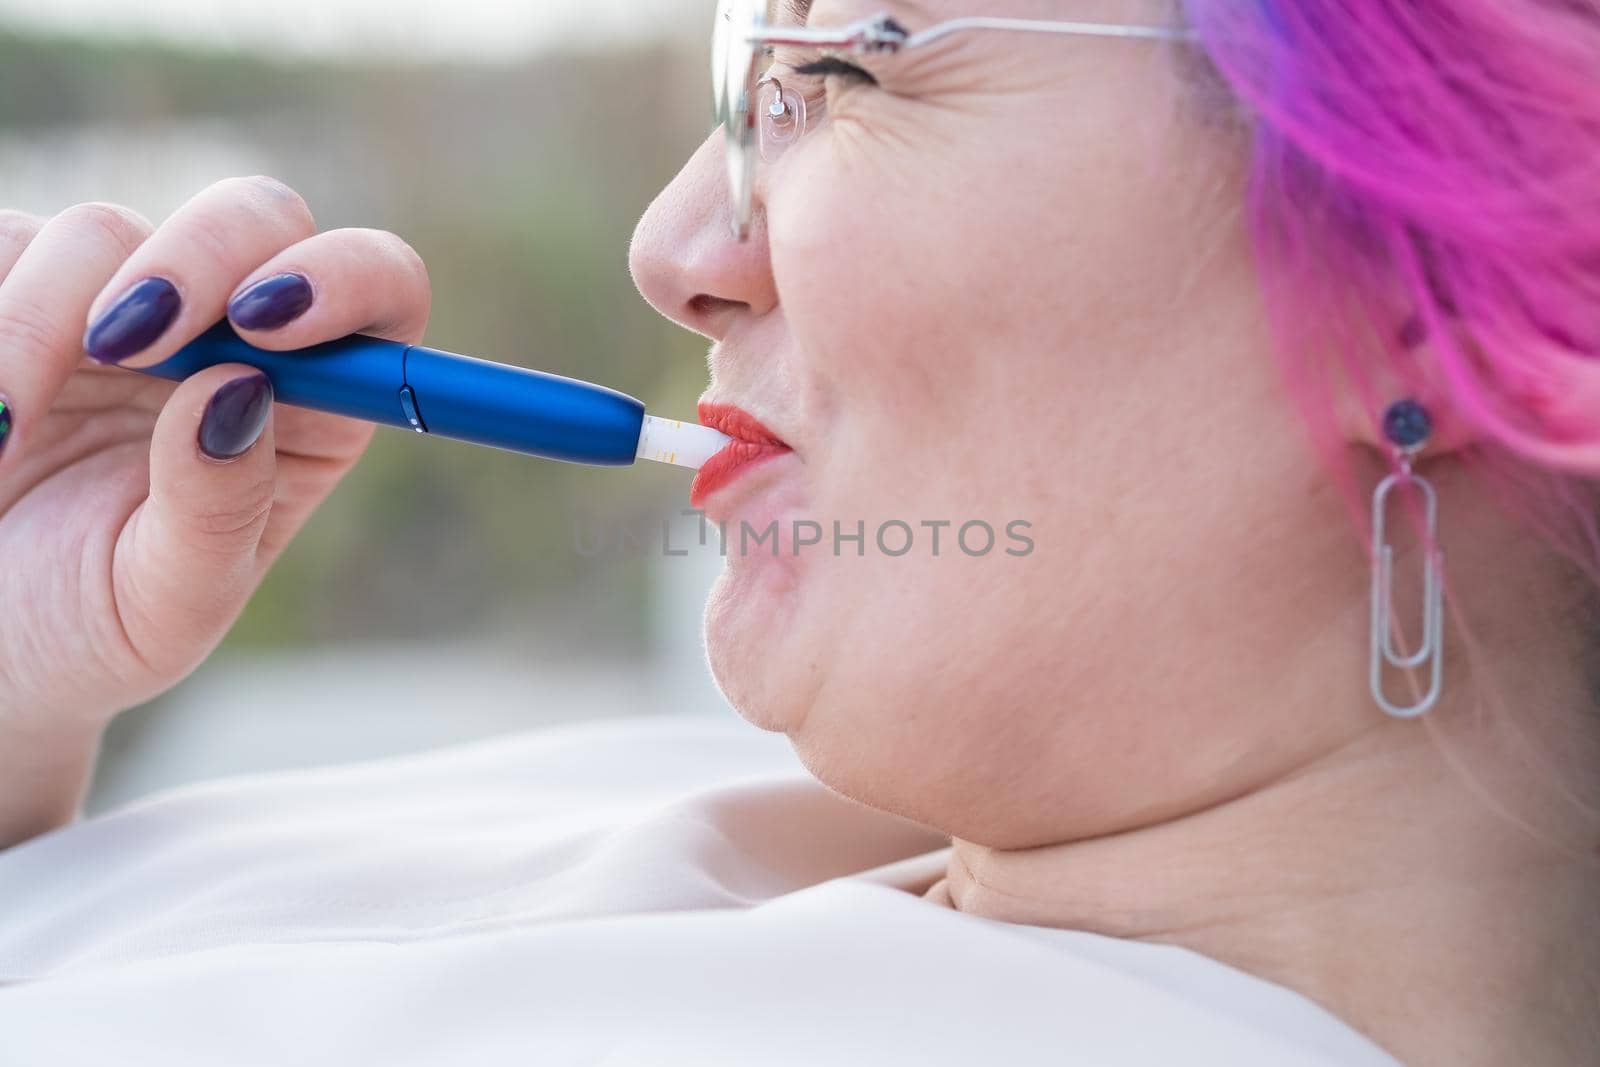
[791,56,878,85]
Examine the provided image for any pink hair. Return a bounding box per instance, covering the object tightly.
[1184,0,1600,601]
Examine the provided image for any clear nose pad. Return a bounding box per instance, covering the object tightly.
[757,76,807,163]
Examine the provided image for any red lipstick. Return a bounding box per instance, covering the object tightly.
[691,402,792,509]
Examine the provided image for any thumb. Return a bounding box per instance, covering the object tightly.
[120,365,276,666]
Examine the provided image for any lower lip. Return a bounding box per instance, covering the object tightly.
[690,440,791,509]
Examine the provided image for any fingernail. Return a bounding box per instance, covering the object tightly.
[84,278,181,364]
[229,272,314,332]
[0,397,12,464]
[199,372,273,461]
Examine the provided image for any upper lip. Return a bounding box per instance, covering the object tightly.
[697,400,791,449]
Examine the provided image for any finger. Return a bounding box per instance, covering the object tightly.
[118,363,277,663]
[226,226,432,347]
[83,176,315,369]
[254,419,374,563]
[0,203,154,468]
[224,226,428,476]
[0,210,47,461]
[0,210,46,285]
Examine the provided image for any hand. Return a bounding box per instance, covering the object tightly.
[0,176,431,846]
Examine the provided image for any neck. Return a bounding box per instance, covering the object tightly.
[933,693,1600,1065]
[923,453,1600,1064]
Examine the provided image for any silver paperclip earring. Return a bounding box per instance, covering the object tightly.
[1369,399,1445,718]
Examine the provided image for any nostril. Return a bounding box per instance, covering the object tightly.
[689,294,744,320]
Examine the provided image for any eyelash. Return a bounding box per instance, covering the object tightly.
[789,56,878,86]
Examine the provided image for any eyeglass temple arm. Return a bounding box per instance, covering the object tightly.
[905,16,1194,46]
[748,14,1192,52]
[746,21,900,50]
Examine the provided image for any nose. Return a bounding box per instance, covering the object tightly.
[628,132,778,341]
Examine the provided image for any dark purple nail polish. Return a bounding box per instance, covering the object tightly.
[0,397,12,464]
[199,373,273,461]
[229,272,314,332]
[84,278,181,364]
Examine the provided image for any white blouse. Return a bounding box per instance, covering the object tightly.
[0,715,1399,1065]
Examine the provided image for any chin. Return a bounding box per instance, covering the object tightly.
[703,564,812,734]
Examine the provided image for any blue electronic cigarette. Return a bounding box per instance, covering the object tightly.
[134,322,728,469]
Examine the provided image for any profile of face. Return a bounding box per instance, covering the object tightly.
[630,0,1393,849]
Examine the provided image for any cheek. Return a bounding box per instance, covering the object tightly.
[733,81,1274,842]
[768,137,990,467]
[768,113,1093,459]
[735,126,1090,806]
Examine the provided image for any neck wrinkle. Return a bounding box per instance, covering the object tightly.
[938,711,1600,1066]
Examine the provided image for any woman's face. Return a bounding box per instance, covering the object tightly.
[631,0,1371,848]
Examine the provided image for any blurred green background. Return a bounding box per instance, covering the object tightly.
[0,5,737,806]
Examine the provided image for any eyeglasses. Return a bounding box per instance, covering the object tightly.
[712,1,1193,240]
